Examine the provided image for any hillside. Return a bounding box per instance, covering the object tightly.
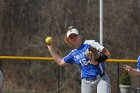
[0,0,140,93]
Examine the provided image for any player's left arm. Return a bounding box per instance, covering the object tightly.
[102,48,111,58]
[86,40,111,62]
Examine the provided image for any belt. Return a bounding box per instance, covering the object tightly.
[82,73,105,81]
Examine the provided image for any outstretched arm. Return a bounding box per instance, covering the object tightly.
[124,65,140,75]
[47,44,68,66]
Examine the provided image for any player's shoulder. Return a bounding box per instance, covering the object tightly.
[84,40,96,44]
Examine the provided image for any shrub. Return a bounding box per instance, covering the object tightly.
[119,70,131,85]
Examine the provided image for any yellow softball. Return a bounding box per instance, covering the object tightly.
[45,37,52,45]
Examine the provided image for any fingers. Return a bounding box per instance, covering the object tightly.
[123,65,132,72]
[47,43,54,51]
[123,65,130,69]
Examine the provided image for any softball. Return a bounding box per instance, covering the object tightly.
[45,37,52,45]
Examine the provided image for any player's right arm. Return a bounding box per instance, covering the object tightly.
[47,44,68,66]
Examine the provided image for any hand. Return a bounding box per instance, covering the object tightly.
[123,65,132,72]
[47,43,55,52]
[47,44,52,49]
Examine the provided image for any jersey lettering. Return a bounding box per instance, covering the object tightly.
[80,58,90,66]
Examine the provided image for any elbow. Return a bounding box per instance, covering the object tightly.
[57,62,64,66]
[56,62,64,66]
[106,52,111,58]
[102,48,111,58]
[57,59,66,66]
[58,64,65,66]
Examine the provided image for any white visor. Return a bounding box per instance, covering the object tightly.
[66,29,79,37]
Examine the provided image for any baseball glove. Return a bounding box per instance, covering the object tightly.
[85,47,101,61]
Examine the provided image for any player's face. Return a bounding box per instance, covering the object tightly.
[68,34,82,48]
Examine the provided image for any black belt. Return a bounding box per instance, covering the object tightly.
[82,73,105,81]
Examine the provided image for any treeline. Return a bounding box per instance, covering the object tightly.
[0,0,140,93]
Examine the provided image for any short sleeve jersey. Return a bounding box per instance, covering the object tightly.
[137,56,140,70]
[63,40,106,78]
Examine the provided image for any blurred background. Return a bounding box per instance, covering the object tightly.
[0,0,140,93]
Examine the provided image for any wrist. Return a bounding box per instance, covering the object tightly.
[95,53,108,62]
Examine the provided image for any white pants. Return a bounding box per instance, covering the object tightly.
[81,75,111,93]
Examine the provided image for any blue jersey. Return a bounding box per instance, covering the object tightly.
[63,40,106,78]
[137,56,140,70]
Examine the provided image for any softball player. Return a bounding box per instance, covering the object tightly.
[47,26,111,93]
[124,56,140,75]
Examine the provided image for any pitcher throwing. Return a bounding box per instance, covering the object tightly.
[47,26,111,93]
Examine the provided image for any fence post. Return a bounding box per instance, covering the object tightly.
[117,62,120,93]
[57,65,60,93]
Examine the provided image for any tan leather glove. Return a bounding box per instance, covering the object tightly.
[85,47,101,65]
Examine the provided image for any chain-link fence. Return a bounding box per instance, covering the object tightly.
[0,56,139,93]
